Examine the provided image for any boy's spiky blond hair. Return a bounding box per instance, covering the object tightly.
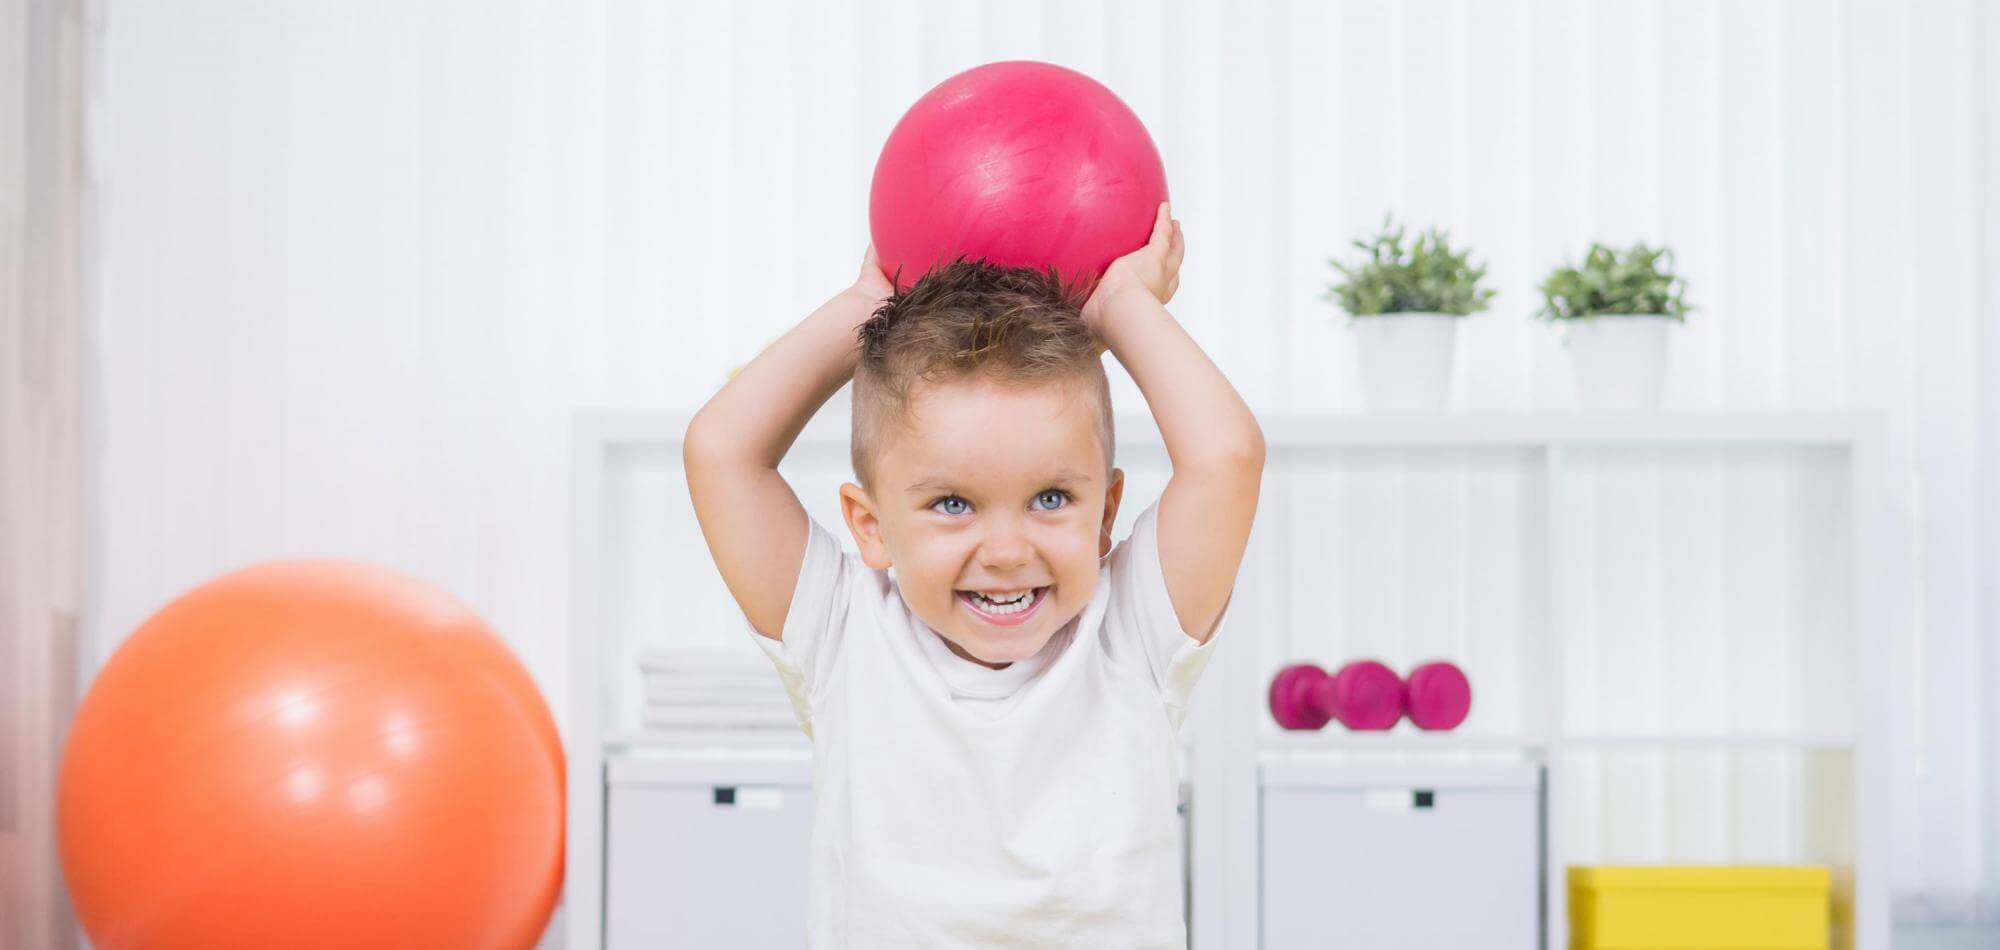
[851,259,1113,493]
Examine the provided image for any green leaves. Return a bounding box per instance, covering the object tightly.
[1535,242,1693,322]
[1323,215,1498,317]
[1321,219,1699,326]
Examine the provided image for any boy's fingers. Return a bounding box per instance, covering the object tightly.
[1150,202,1172,248]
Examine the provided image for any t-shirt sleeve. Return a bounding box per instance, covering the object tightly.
[1106,498,1227,717]
[739,513,859,737]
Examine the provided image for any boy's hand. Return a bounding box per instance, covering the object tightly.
[851,244,896,303]
[1082,202,1184,342]
[688,245,897,642]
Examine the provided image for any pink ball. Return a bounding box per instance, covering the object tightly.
[1269,663,1333,731]
[1320,660,1404,731]
[869,61,1169,292]
[1405,661,1473,731]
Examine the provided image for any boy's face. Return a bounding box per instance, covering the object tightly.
[839,375,1123,670]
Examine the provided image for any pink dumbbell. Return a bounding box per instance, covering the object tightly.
[1403,660,1472,730]
[1267,660,1405,731]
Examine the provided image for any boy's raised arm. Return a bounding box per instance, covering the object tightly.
[1085,204,1266,646]
[684,250,894,641]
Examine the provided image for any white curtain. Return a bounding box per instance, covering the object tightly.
[5,1,88,948]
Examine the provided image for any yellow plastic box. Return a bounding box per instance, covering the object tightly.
[1568,865,1830,949]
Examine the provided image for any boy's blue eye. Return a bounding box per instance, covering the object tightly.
[928,491,1069,515]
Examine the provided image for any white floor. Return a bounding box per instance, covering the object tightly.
[534,910,1997,950]
[1897,928,2000,950]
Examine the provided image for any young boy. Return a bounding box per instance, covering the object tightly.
[684,203,1263,947]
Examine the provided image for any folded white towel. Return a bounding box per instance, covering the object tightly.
[642,667,778,686]
[633,647,797,733]
[641,705,799,730]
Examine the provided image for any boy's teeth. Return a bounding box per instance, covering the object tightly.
[966,588,1039,615]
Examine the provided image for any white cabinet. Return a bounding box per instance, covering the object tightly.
[602,752,1192,948]
[604,758,813,950]
[1261,763,1542,949]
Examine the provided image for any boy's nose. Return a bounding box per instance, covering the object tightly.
[977,526,1033,571]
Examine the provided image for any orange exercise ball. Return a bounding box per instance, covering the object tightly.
[57,560,564,950]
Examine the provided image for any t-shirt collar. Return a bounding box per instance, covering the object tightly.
[915,616,1072,700]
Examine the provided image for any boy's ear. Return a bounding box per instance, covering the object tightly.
[839,482,894,570]
[1099,467,1126,558]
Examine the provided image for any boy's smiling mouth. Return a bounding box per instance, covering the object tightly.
[955,586,1051,625]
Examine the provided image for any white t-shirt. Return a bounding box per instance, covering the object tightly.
[743,498,1224,948]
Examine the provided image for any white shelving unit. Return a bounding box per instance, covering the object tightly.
[568,410,1889,950]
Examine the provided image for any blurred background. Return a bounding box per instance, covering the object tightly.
[5,0,1996,947]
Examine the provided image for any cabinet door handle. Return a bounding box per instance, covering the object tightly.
[712,785,785,810]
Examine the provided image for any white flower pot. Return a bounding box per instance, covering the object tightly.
[1563,314,1675,411]
[1348,312,1458,411]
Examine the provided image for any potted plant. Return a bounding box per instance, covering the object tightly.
[1534,242,1694,410]
[1325,216,1496,411]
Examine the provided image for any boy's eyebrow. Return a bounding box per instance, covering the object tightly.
[905,467,1095,495]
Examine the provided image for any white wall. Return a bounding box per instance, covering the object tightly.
[6,0,86,946]
[86,0,1996,920]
